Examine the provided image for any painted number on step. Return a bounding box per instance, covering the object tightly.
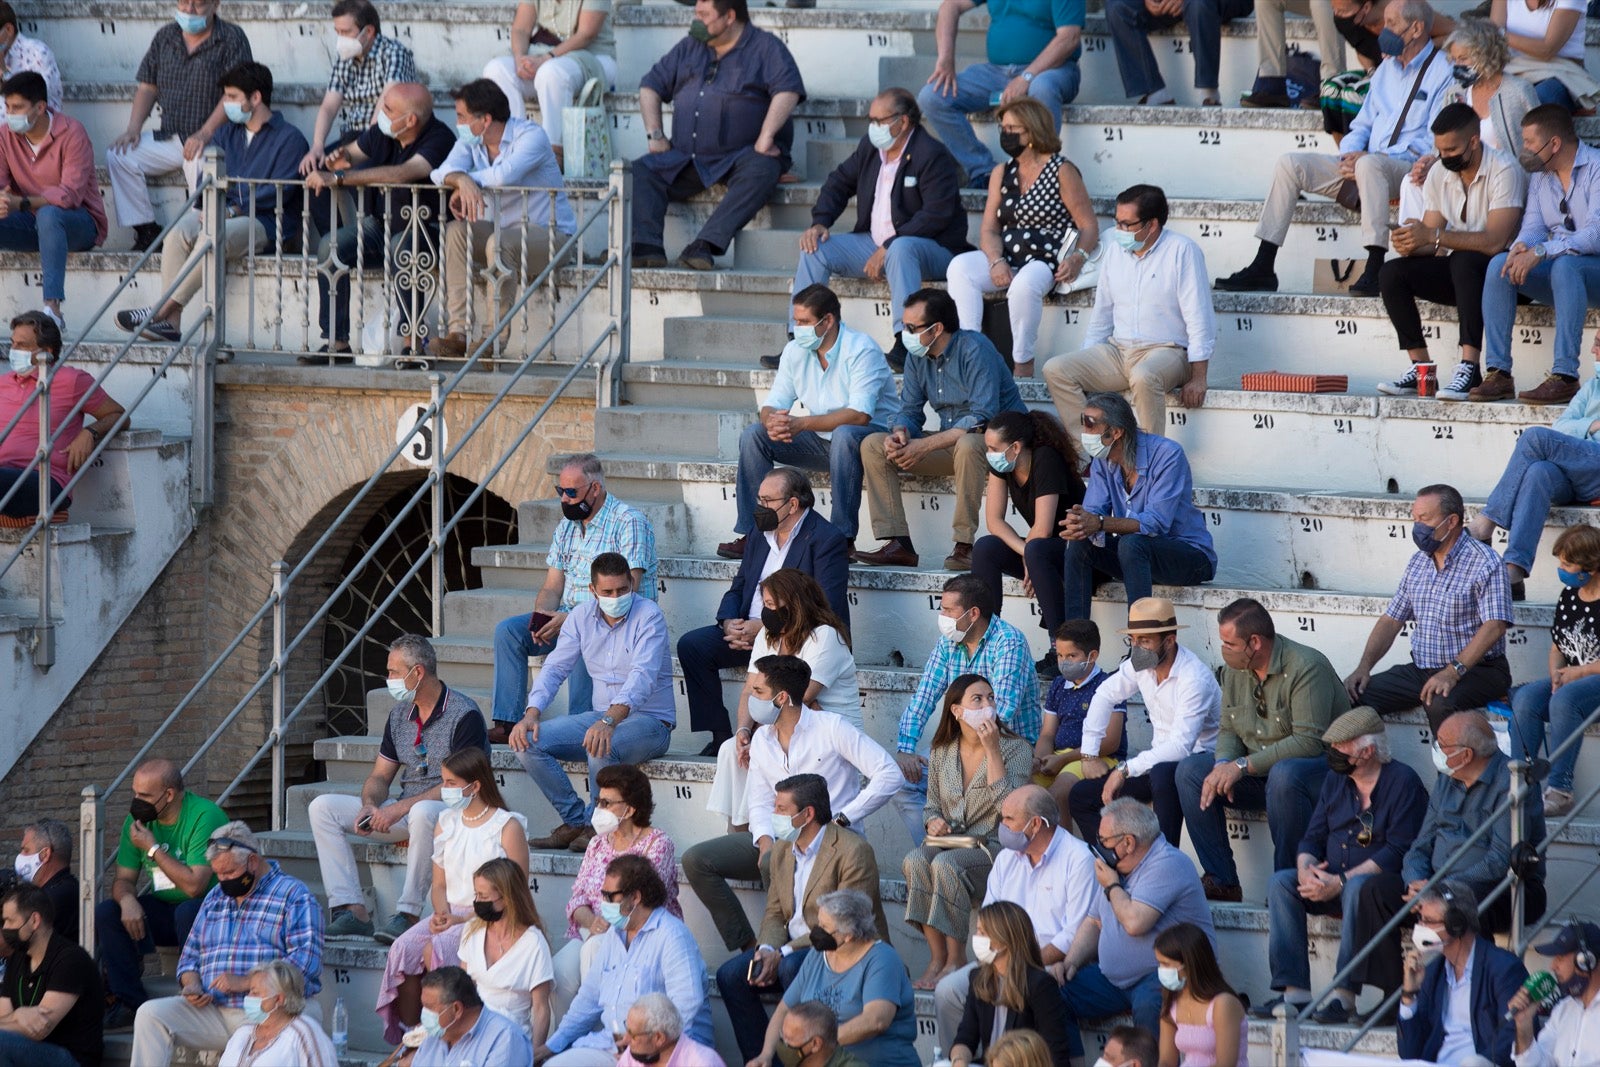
[1492,528,1508,548]
[1432,424,1454,441]
[1519,327,1544,346]
[1064,309,1081,324]
[1171,38,1194,53]
[1333,418,1354,434]
[928,595,940,610]
[1028,601,1041,616]
[1398,621,1416,638]
[295,22,322,36]
[848,590,859,606]
[1103,126,1124,142]
[1334,319,1358,336]
[1252,414,1275,430]
[99,19,116,33]
[1315,226,1339,242]
[495,774,507,787]
[865,33,891,47]
[658,578,668,595]
[815,490,831,510]
[674,785,693,800]
[802,120,831,136]
[1207,511,1222,527]
[1421,325,1442,340]
[920,495,940,511]
[647,291,660,305]
[1226,821,1250,840]
[1083,36,1108,52]
[1297,616,1316,632]
[1169,411,1187,427]
[874,302,892,318]
[1300,517,1323,533]
[1198,223,1222,239]
[333,968,351,984]
[1507,628,1529,646]
[1197,130,1221,146]
[1387,523,1406,538]
[1235,316,1253,331]
[531,876,541,893]
[611,113,635,130]
[678,679,687,696]
[1295,133,1318,149]
[917,1019,936,1037]
[19,271,42,289]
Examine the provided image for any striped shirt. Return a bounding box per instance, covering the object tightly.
[327,34,418,137]
[1383,533,1512,670]
[896,616,1041,751]
[547,493,658,610]
[177,861,323,1006]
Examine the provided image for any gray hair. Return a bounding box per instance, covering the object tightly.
[560,453,605,486]
[629,992,682,1042]
[1416,879,1480,936]
[817,888,876,942]
[787,1000,840,1046]
[204,820,260,863]
[1446,710,1499,758]
[1396,0,1434,31]
[1104,796,1162,845]
[22,819,71,863]
[249,959,308,1016]
[388,633,437,676]
[1355,732,1392,764]
[1447,17,1510,76]
[1014,785,1058,829]
[1084,392,1139,465]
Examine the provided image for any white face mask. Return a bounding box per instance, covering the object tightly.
[591,805,621,836]
[749,694,783,725]
[771,811,804,843]
[1158,965,1185,991]
[1431,742,1458,776]
[1080,432,1109,460]
[334,32,364,61]
[596,592,634,618]
[1412,923,1445,962]
[440,786,471,811]
[386,669,417,703]
[13,850,42,883]
[1093,1061,1114,1067]
[971,933,998,965]
[936,608,974,642]
[7,348,35,375]
[960,704,997,727]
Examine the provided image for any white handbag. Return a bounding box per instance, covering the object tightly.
[1054,229,1103,295]
[562,76,612,181]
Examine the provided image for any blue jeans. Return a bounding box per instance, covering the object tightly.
[0,1031,78,1067]
[95,893,204,1007]
[492,612,594,725]
[1483,251,1600,379]
[516,710,672,826]
[0,205,98,302]
[1060,963,1164,1058]
[1481,426,1600,574]
[0,469,67,519]
[1176,753,1328,887]
[631,149,782,254]
[1511,675,1600,792]
[734,421,880,539]
[1062,533,1216,621]
[1105,0,1254,98]
[918,62,1082,186]
[1534,77,1577,111]
[717,947,809,1063]
[1267,868,1406,993]
[792,232,953,335]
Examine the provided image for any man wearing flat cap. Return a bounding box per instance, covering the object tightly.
[1254,707,1428,1024]
[1068,597,1220,847]
[1509,921,1600,1066]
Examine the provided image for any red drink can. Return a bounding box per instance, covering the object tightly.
[1416,363,1436,397]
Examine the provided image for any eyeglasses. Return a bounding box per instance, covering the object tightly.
[755,495,790,507]
[599,888,628,902]
[1080,414,1105,429]
[413,718,428,759]
[901,321,929,335]
[1114,218,1147,232]
[1096,833,1127,849]
[207,837,257,855]
[1559,196,1577,233]
[868,111,906,125]
[1252,679,1268,718]
[554,484,587,499]
[595,796,627,810]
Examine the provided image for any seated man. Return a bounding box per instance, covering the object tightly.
[931,785,1097,1053]
[490,453,656,742]
[9,821,76,946]
[631,0,804,271]
[309,633,487,943]
[1476,104,1600,406]
[1060,392,1217,624]
[1069,597,1220,849]
[1259,708,1428,1024]
[107,0,252,252]
[1403,710,1547,933]
[793,88,966,369]
[511,552,675,852]
[618,993,723,1067]
[0,885,103,1067]
[301,0,417,174]
[414,966,533,1067]
[1177,598,1346,903]
[1398,881,1526,1065]
[919,0,1086,188]
[1510,921,1600,1067]
[1344,484,1512,733]
[854,288,1027,571]
[1377,101,1527,401]
[303,82,456,363]
[131,823,323,1064]
[0,312,124,526]
[0,4,62,109]
[115,61,308,344]
[678,467,850,752]
[891,574,1042,843]
[96,757,228,1030]
[728,284,898,558]
[537,856,713,1064]
[1044,183,1214,434]
[1105,0,1252,107]
[482,1,622,166]
[427,78,574,360]
[1060,797,1215,1040]
[718,771,893,1064]
[1215,0,1452,296]
[1035,619,1130,825]
[0,72,107,326]
[1242,0,1347,107]
[778,1001,863,1067]
[683,655,899,960]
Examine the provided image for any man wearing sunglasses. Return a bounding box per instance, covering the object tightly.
[1476,103,1600,405]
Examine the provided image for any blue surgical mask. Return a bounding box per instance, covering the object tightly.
[1412,519,1447,554]
[1080,432,1108,459]
[223,102,248,125]
[440,786,470,810]
[1558,566,1592,588]
[867,120,897,151]
[996,820,1032,852]
[1378,27,1406,56]
[242,995,271,1024]
[7,348,34,375]
[376,108,396,139]
[386,669,416,704]
[599,900,628,929]
[986,448,1016,474]
[1111,227,1141,252]
[174,9,209,34]
[903,324,934,359]
[4,112,29,134]
[771,811,804,843]
[596,592,633,617]
[420,1007,447,1038]
[1158,966,1185,992]
[793,322,825,352]
[455,120,483,148]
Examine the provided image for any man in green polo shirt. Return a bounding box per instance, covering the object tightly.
[95,758,228,1030]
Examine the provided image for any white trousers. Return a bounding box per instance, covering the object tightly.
[482,53,620,147]
[307,792,444,915]
[106,132,202,228]
[947,251,1057,366]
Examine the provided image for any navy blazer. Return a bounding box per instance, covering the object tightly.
[810,125,970,254]
[1396,936,1526,1067]
[716,511,851,626]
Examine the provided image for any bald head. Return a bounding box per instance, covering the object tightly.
[386,82,434,120]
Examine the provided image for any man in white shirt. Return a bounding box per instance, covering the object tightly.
[1067,597,1221,848]
[725,284,899,559]
[680,654,900,956]
[1509,920,1600,1067]
[1043,184,1215,435]
[932,784,1097,1052]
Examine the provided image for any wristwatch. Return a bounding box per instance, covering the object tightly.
[1451,659,1469,676]
[834,813,852,829]
[1102,880,1122,900]
[647,129,667,142]
[147,842,168,859]
[600,714,616,727]
[1021,71,1036,83]
[1234,757,1250,773]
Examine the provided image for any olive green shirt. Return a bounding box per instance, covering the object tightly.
[1214,634,1349,772]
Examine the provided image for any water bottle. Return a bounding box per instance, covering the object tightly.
[332,995,348,1054]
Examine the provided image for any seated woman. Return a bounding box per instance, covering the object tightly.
[946,97,1099,379]
[1033,620,1128,828]
[970,410,1085,660]
[707,567,859,829]
[553,763,680,1020]
[752,889,919,1067]
[482,0,620,167]
[218,959,338,1067]
[376,746,528,1044]
[1511,524,1600,816]
[454,856,555,1045]
[1156,921,1248,1067]
[1492,0,1598,111]
[903,674,1032,990]
[950,901,1075,1066]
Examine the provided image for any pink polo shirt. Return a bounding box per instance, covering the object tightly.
[870,148,903,247]
[0,110,108,245]
[0,365,109,488]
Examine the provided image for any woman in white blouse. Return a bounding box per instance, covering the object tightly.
[451,856,556,1045]
[1493,0,1597,110]
[219,960,337,1067]
[707,567,860,829]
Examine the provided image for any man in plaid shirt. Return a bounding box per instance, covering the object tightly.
[130,822,324,1064]
[299,0,418,176]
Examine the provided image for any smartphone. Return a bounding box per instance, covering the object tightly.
[357,814,374,832]
[527,611,554,636]
[748,956,760,983]
[1090,841,1119,868]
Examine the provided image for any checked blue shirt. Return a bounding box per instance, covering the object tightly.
[896,616,1041,751]
[177,861,324,1006]
[1383,533,1512,670]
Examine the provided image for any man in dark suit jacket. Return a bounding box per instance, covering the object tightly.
[677,467,850,751]
[713,772,890,1063]
[1397,881,1526,1067]
[793,86,968,368]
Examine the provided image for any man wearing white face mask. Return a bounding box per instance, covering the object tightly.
[299,0,417,178]
[1398,881,1526,1065]
[512,553,676,855]
[6,821,75,948]
[683,655,899,960]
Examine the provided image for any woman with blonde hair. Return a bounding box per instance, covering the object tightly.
[984,1028,1053,1067]
[950,901,1074,1066]
[451,856,555,1045]
[946,96,1098,378]
[219,960,338,1067]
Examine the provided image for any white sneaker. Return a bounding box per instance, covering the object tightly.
[1437,362,1483,401]
[1544,787,1575,817]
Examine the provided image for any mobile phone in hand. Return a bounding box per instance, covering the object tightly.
[527,611,554,636]
[357,814,374,832]
[1090,841,1119,868]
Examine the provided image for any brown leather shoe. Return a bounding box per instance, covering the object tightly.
[1202,874,1243,903]
[529,823,586,850]
[716,535,747,560]
[486,723,512,745]
[944,542,973,571]
[1519,374,1580,405]
[566,826,597,853]
[851,538,918,567]
[1466,368,1515,401]
[427,332,468,360]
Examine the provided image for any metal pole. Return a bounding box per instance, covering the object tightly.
[271,561,287,832]
[601,162,632,409]
[34,353,54,668]
[192,148,227,510]
[78,785,98,952]
[1279,1000,1298,1067]
[1509,759,1526,949]
[430,372,445,636]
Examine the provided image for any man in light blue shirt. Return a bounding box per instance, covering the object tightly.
[427,77,574,361]
[509,553,674,851]
[723,284,898,559]
[537,856,714,1063]
[412,967,533,1067]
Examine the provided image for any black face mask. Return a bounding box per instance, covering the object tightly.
[220,869,257,898]
[473,900,504,923]
[761,606,790,634]
[809,925,839,952]
[561,496,593,522]
[999,131,1025,159]
[631,1050,663,1065]
[752,501,786,533]
[129,797,163,824]
[1438,148,1473,173]
[1326,747,1356,776]
[0,925,28,953]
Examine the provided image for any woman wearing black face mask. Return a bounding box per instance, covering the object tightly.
[454,857,553,1047]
